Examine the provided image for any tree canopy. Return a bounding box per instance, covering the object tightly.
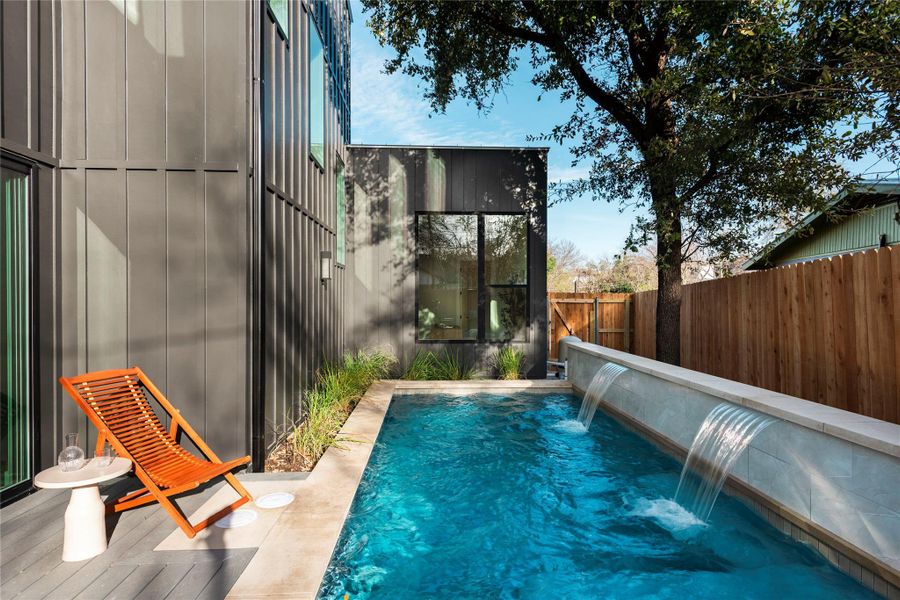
[363,0,899,363]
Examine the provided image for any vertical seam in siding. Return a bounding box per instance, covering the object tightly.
[82,0,87,158]
[204,171,208,437]
[123,0,127,160]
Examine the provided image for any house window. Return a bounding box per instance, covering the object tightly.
[416,214,478,340]
[308,15,325,167]
[268,0,289,39]
[485,214,528,341]
[416,213,529,342]
[335,162,346,265]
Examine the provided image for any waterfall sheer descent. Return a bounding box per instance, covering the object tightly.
[675,403,775,521]
[577,363,629,427]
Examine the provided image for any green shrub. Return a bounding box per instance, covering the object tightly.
[402,350,474,380]
[493,346,525,380]
[290,349,396,468]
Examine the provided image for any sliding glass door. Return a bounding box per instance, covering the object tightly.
[1,161,32,495]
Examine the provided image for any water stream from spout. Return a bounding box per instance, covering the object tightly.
[674,403,775,521]
[577,362,629,428]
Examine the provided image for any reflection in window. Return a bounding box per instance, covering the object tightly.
[308,15,325,167]
[485,215,527,284]
[417,215,478,340]
[487,287,527,341]
[485,215,528,340]
[268,0,288,39]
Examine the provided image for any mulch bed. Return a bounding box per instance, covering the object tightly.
[264,439,312,472]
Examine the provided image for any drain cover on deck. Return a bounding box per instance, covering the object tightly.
[255,492,295,509]
[214,509,258,529]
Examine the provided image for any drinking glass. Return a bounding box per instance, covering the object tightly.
[95,440,114,467]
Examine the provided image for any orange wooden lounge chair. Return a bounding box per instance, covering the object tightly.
[60,367,252,538]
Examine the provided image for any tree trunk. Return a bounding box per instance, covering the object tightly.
[655,233,682,365]
[650,168,683,366]
[646,93,682,366]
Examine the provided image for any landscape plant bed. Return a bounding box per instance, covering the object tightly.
[265,349,396,472]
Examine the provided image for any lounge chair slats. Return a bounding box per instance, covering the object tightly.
[60,367,252,538]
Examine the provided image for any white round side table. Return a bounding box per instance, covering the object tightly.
[34,457,132,562]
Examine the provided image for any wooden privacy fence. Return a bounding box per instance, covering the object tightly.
[632,246,899,424]
[548,292,634,359]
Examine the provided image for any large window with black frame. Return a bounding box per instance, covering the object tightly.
[416,213,528,342]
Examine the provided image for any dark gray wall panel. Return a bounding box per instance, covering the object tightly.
[1,0,54,154]
[127,170,167,389]
[205,172,247,458]
[205,0,244,164]
[166,171,207,446]
[166,0,204,162]
[59,169,88,454]
[126,0,166,161]
[85,0,125,160]
[61,0,86,160]
[85,169,128,378]
[1,0,29,145]
[35,166,58,471]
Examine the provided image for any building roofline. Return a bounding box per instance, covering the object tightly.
[742,179,900,270]
[347,143,550,152]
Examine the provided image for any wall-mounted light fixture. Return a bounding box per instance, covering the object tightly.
[320,250,332,283]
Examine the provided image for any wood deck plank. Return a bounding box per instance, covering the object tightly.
[2,472,286,600]
[104,564,165,600]
[133,563,195,600]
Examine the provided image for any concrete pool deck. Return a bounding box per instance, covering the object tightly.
[224,379,572,598]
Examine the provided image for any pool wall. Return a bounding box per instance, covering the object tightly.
[567,342,900,598]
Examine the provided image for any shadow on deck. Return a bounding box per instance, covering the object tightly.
[0,472,306,600]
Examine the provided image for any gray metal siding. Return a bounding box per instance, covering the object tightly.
[260,0,350,451]
[0,0,252,465]
[1,0,60,478]
[346,146,549,377]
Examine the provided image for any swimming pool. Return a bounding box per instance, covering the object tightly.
[318,392,875,599]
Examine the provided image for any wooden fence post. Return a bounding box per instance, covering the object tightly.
[593,298,599,344]
[624,297,631,353]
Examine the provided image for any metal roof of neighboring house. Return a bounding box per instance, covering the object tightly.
[347,144,551,152]
[742,180,900,270]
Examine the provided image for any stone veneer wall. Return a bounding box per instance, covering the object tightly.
[568,342,900,598]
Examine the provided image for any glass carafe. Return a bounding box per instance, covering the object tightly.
[58,432,85,471]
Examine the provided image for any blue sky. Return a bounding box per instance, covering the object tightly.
[349,1,895,261]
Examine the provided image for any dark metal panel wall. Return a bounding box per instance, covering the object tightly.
[346,146,549,377]
[1,0,54,155]
[52,0,250,462]
[1,0,59,476]
[260,0,349,452]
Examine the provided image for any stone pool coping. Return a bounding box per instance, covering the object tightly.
[569,342,900,459]
[226,379,572,598]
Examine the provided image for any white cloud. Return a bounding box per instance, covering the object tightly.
[351,37,527,146]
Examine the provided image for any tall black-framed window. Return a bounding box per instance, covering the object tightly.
[1,154,35,502]
[484,214,528,341]
[416,212,528,342]
[308,13,325,168]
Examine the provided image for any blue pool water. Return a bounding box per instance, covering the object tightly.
[319,393,875,599]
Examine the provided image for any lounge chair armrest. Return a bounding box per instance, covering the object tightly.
[94,428,108,457]
[169,411,180,440]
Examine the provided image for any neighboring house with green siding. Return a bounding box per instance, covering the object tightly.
[743,181,900,270]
